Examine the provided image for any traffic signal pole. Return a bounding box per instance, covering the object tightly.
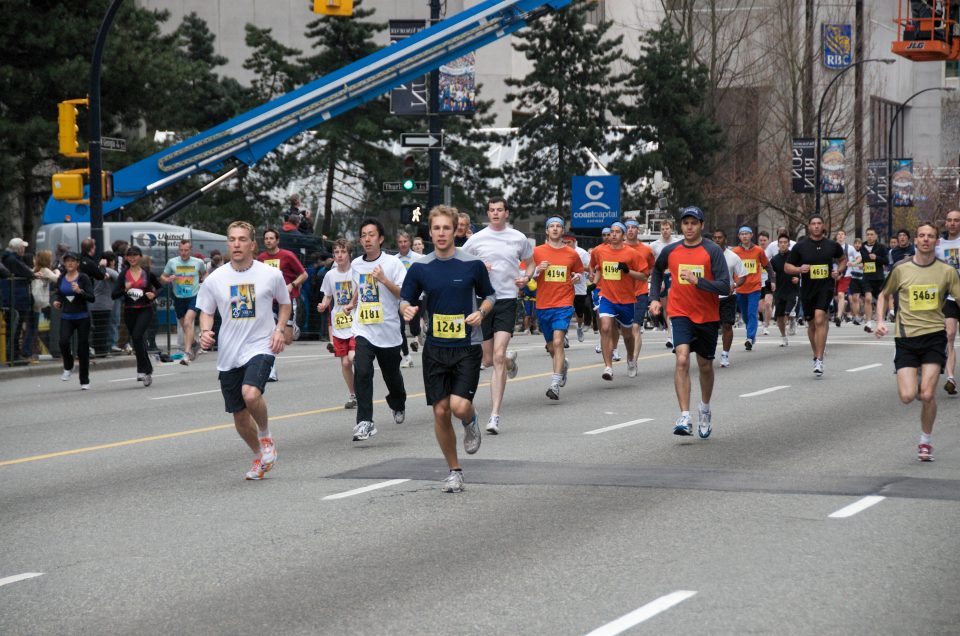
[428,0,442,210]
[88,0,124,260]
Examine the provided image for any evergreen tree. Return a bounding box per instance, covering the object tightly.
[612,19,724,211]
[503,0,625,218]
[440,90,502,220]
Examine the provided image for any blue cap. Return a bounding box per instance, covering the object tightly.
[680,206,704,221]
[624,219,640,227]
[601,227,612,235]
[738,226,753,234]
[545,216,564,228]
[611,222,627,233]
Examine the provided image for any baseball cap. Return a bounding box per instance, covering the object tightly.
[125,246,143,256]
[679,206,704,222]
[62,251,79,261]
[8,238,28,249]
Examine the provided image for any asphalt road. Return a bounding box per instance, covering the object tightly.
[1,325,958,635]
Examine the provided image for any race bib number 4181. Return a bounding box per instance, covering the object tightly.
[358,302,384,324]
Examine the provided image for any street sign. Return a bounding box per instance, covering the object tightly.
[401,133,444,149]
[100,136,126,152]
[384,181,428,193]
[571,175,620,229]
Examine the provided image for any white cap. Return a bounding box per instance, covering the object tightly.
[8,238,28,249]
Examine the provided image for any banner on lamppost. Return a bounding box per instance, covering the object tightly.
[791,138,816,193]
[865,159,888,207]
[820,138,846,194]
[438,52,476,114]
[892,159,915,207]
[822,24,852,69]
[389,20,427,115]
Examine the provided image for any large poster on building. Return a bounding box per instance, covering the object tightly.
[892,159,915,207]
[791,138,816,193]
[865,159,888,207]
[820,138,846,194]
[822,24,852,69]
[389,20,427,115]
[438,52,476,114]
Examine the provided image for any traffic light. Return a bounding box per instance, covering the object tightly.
[313,0,353,16]
[401,153,417,191]
[57,98,88,158]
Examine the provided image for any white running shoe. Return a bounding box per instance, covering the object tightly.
[61,369,71,381]
[259,437,277,472]
[577,326,584,342]
[697,405,712,439]
[486,415,500,435]
[595,343,602,354]
[505,350,518,379]
[393,410,405,425]
[612,349,621,362]
[788,318,797,336]
[601,366,613,381]
[627,360,638,377]
[441,470,465,493]
[813,358,824,377]
[546,383,560,400]
[142,374,152,387]
[720,352,730,368]
[780,337,788,347]
[80,384,90,390]
[400,355,413,368]
[762,327,769,336]
[560,358,569,387]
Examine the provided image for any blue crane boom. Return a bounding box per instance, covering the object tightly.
[43,0,572,224]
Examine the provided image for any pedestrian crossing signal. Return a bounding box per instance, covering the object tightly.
[313,0,353,16]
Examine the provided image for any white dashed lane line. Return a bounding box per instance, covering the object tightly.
[323,479,412,500]
[846,363,882,373]
[583,419,654,435]
[584,590,698,636]
[739,385,790,398]
[0,572,43,588]
[828,496,886,518]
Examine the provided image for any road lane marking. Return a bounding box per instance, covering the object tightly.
[323,479,411,500]
[739,385,790,398]
[108,373,175,383]
[584,590,697,635]
[0,572,43,588]
[150,389,221,400]
[584,418,653,435]
[828,495,885,518]
[0,354,675,468]
[846,363,882,373]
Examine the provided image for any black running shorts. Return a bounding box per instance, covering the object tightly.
[719,296,736,325]
[422,343,482,405]
[800,286,834,321]
[894,331,947,372]
[218,353,275,413]
[481,298,517,340]
[944,299,960,321]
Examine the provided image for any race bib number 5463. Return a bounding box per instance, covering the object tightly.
[909,285,938,311]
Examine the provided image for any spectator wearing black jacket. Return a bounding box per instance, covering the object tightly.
[52,253,95,389]
[80,238,106,281]
[2,238,37,361]
[112,246,162,386]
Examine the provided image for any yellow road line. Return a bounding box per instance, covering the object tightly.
[0,352,673,468]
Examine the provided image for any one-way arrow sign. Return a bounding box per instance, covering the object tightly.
[401,132,444,149]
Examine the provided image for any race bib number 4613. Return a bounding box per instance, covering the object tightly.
[810,264,829,279]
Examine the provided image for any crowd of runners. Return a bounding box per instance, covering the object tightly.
[61,199,960,490]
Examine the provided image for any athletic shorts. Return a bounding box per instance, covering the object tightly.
[537,306,574,340]
[800,286,834,321]
[591,287,601,311]
[836,277,851,295]
[774,293,798,318]
[670,316,719,360]
[718,296,736,325]
[218,353,275,413]
[761,282,773,296]
[863,279,884,298]
[173,295,198,319]
[849,278,866,295]
[273,299,298,327]
[522,299,536,317]
[422,343,482,405]
[573,294,589,319]
[597,296,634,327]
[332,335,355,357]
[944,299,960,321]
[633,295,650,325]
[894,331,947,372]
[481,298,517,340]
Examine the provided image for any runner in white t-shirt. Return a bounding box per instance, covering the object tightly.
[462,196,535,435]
[833,230,859,327]
[318,238,357,410]
[563,232,592,342]
[196,221,290,481]
[395,230,424,367]
[344,219,408,442]
[937,209,960,394]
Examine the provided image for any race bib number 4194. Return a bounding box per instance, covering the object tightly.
[601,262,621,281]
[545,265,567,283]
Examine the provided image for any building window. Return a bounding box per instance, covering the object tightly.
[870,96,905,159]
[947,60,959,79]
[585,0,605,25]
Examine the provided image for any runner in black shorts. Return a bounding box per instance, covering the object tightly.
[401,205,496,493]
[784,215,846,377]
[770,234,799,346]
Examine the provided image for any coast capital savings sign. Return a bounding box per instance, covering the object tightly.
[571,176,620,229]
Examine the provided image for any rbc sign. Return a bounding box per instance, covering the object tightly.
[571,175,620,229]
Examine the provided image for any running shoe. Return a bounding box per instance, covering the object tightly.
[788,318,797,336]
[918,443,934,462]
[505,350,519,379]
[627,360,638,377]
[664,341,673,349]
[601,366,613,381]
[560,358,569,387]
[577,325,584,342]
[410,340,419,352]
[612,349,622,362]
[762,327,770,336]
[780,337,788,347]
[744,339,753,351]
[80,384,90,390]
[353,421,373,441]
[259,437,277,472]
[720,352,730,368]
[864,320,875,334]
[564,336,569,349]
[366,421,378,438]
[673,414,693,436]
[441,470,465,493]
[189,341,201,361]
[852,317,862,326]
[393,410,405,425]
[400,356,413,368]
[463,414,481,454]
[110,345,124,353]
[244,458,265,480]
[486,415,500,435]
[326,342,335,353]
[546,383,560,400]
[697,405,712,439]
[143,374,153,387]
[595,343,602,354]
[945,378,958,395]
[813,358,823,377]
[268,367,278,382]
[344,394,357,409]
[61,369,71,381]
[834,315,841,327]
[137,373,145,382]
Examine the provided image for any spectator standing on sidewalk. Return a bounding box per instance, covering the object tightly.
[24,250,60,362]
[2,238,37,361]
[91,251,119,356]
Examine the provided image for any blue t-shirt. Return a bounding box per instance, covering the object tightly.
[400,248,495,348]
[59,276,88,320]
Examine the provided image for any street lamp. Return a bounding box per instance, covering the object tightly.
[815,58,895,218]
[886,86,956,240]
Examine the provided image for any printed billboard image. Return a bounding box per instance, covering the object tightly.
[439,52,476,114]
[820,138,846,194]
[892,159,914,208]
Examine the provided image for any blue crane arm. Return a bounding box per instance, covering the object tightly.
[43,0,571,224]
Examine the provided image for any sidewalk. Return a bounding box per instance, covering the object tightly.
[0,353,138,380]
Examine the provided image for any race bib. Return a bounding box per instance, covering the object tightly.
[263,259,280,269]
[909,285,939,311]
[863,262,876,274]
[602,261,621,281]
[677,264,704,285]
[333,311,353,329]
[545,265,567,283]
[743,259,757,274]
[432,313,466,339]
[357,302,384,325]
[810,264,829,280]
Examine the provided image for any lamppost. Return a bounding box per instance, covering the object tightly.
[886,86,956,240]
[815,58,895,217]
